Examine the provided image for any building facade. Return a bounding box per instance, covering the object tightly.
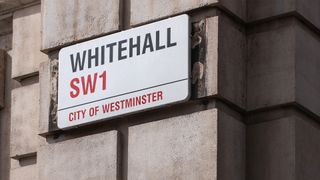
[0,0,320,179]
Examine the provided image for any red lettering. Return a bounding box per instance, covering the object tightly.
[70,71,107,98]
[115,101,120,111]
[81,73,98,95]
[110,102,115,112]
[157,91,163,100]
[70,78,80,98]
[102,104,110,113]
[69,113,74,121]
[141,95,147,104]
[99,71,107,91]
[152,92,157,101]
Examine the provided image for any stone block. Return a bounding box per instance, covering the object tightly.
[216,15,246,108]
[247,109,320,180]
[10,164,37,180]
[217,110,246,180]
[128,109,217,180]
[295,22,320,118]
[11,83,39,157]
[247,0,320,30]
[295,116,320,179]
[12,5,47,79]
[39,61,50,135]
[247,18,296,110]
[193,15,246,109]
[39,61,57,135]
[247,117,295,180]
[247,18,320,116]
[39,59,59,135]
[38,131,119,180]
[130,0,246,26]
[41,0,120,51]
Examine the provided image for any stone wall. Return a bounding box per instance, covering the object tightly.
[0,0,319,180]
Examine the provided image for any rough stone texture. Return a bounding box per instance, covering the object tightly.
[247,0,320,30]
[39,60,50,134]
[295,116,320,180]
[41,0,120,51]
[194,15,246,109]
[247,18,320,116]
[217,110,246,180]
[0,49,14,180]
[10,164,37,180]
[130,0,246,26]
[192,17,218,98]
[0,34,12,50]
[12,5,47,79]
[0,17,12,36]
[247,117,295,180]
[128,109,217,180]
[0,0,38,13]
[38,131,119,180]
[217,15,246,108]
[11,83,39,157]
[0,50,5,109]
[295,22,320,118]
[247,110,320,180]
[39,58,59,135]
[247,18,296,110]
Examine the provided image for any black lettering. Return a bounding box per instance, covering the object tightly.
[118,40,127,60]
[142,33,154,54]
[156,30,166,50]
[88,47,99,68]
[129,36,141,57]
[106,42,117,63]
[70,51,86,73]
[101,45,105,65]
[167,28,177,47]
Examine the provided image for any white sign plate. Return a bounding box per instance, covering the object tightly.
[58,14,190,129]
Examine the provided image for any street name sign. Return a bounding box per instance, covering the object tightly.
[57,14,190,129]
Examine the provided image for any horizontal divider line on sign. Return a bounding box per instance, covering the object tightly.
[58,78,189,111]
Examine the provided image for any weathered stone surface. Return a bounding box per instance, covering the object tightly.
[247,109,320,180]
[0,48,16,180]
[38,131,119,180]
[0,50,5,109]
[11,83,39,157]
[295,116,320,180]
[218,110,246,180]
[39,58,59,135]
[41,0,120,51]
[0,0,38,12]
[10,164,37,180]
[247,0,320,30]
[295,22,320,118]
[193,15,246,109]
[130,0,246,26]
[247,18,320,116]
[0,34,12,50]
[128,109,217,180]
[247,19,296,110]
[217,15,246,108]
[193,17,218,98]
[39,61,50,134]
[0,17,12,36]
[247,117,295,180]
[12,5,47,79]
